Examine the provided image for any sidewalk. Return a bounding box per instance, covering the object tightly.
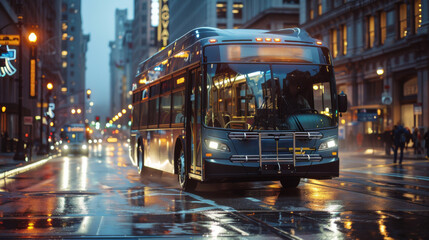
[0,150,51,179]
[341,146,428,160]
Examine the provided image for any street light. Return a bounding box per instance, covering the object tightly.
[47,82,53,90]
[45,82,54,153]
[28,32,37,43]
[122,109,126,114]
[376,67,384,76]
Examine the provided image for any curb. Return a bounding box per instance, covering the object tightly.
[0,154,60,179]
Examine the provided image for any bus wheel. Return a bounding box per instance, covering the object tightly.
[280,176,301,189]
[137,142,145,175]
[177,148,197,191]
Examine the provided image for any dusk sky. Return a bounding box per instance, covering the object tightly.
[82,0,134,121]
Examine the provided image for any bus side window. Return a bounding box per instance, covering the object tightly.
[160,80,172,125]
[148,84,160,126]
[172,90,185,123]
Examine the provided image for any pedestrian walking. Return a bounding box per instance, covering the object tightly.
[424,128,429,159]
[412,128,421,154]
[393,123,407,164]
[383,128,393,155]
[405,127,412,150]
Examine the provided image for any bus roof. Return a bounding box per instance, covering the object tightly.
[136,27,323,78]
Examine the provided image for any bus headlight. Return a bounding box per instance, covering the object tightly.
[82,144,87,150]
[205,139,230,152]
[319,139,337,150]
[63,145,69,150]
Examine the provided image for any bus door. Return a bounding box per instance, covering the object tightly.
[186,68,202,176]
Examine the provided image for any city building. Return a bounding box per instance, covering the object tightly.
[109,9,133,118]
[168,0,245,42]
[241,0,299,30]
[59,0,90,126]
[300,0,429,145]
[0,0,63,151]
[131,0,158,80]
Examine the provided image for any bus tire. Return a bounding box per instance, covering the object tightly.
[137,141,145,175]
[280,176,301,189]
[177,147,197,191]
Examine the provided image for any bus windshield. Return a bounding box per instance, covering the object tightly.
[204,63,337,131]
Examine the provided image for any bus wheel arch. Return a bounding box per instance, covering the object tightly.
[174,137,197,191]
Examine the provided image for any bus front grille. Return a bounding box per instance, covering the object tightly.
[230,154,322,163]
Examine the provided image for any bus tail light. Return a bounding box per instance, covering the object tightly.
[265,38,272,42]
[274,38,281,42]
[316,41,323,45]
[209,39,217,43]
[255,37,263,42]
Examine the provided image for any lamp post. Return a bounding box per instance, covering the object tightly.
[13,16,26,160]
[46,82,53,152]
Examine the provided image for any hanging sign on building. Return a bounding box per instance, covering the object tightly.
[157,0,169,48]
[0,45,17,77]
[0,35,20,46]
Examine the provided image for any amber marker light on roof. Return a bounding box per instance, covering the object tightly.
[316,41,323,45]
[274,38,281,42]
[209,39,217,43]
[255,37,263,42]
[265,38,272,42]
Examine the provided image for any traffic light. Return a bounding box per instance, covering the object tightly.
[86,89,92,99]
[95,116,100,122]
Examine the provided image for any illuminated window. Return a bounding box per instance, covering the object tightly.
[217,23,227,29]
[342,25,347,56]
[62,23,68,31]
[61,50,68,57]
[308,0,314,20]
[367,15,375,48]
[414,0,421,33]
[232,2,243,19]
[216,2,227,18]
[62,61,67,68]
[62,33,68,40]
[380,11,386,45]
[317,0,322,15]
[331,29,338,58]
[399,3,407,38]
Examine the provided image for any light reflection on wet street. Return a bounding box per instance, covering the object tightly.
[0,143,428,239]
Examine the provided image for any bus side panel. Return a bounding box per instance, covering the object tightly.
[129,130,139,167]
[143,128,184,174]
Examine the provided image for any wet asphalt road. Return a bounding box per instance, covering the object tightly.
[0,143,428,239]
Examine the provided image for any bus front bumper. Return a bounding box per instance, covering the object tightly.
[203,157,339,182]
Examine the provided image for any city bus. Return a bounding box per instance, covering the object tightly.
[129,27,347,191]
[60,123,89,156]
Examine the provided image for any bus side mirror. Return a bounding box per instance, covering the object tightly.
[338,91,347,113]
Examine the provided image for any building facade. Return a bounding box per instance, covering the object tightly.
[0,0,63,151]
[241,0,299,29]
[60,0,90,126]
[109,9,133,117]
[300,0,429,145]
[168,0,244,41]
